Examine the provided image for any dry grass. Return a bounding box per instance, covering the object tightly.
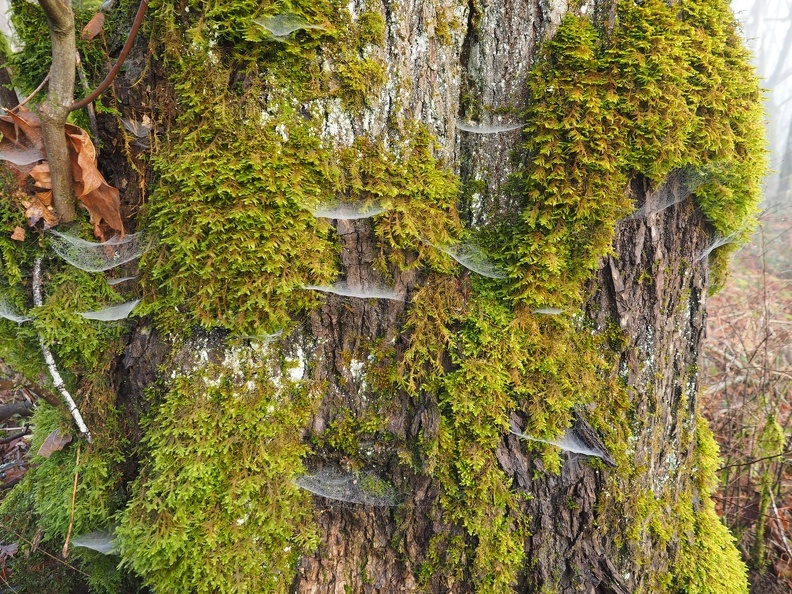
[702,212,792,587]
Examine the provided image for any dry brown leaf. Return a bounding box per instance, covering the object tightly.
[0,107,124,238]
[29,162,52,192]
[66,126,103,196]
[81,12,105,40]
[37,428,72,459]
[37,189,53,206]
[0,108,45,165]
[81,183,123,239]
[0,108,45,192]
[23,196,58,229]
[5,108,43,137]
[64,124,124,237]
[10,226,25,241]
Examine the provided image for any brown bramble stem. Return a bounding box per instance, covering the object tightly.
[70,0,149,111]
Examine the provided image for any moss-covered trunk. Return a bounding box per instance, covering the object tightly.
[0,0,765,592]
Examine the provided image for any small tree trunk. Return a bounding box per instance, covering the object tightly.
[37,0,76,222]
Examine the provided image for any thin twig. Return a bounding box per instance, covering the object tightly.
[703,374,751,398]
[717,450,792,472]
[0,525,89,577]
[0,426,29,445]
[770,488,792,557]
[32,258,92,442]
[711,495,785,521]
[0,574,19,593]
[71,0,149,111]
[62,445,80,558]
[9,74,50,112]
[74,51,99,148]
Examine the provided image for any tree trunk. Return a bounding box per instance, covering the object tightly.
[0,0,764,592]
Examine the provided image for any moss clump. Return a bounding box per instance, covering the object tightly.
[339,131,461,271]
[0,479,84,593]
[402,276,626,592]
[116,352,320,593]
[670,418,748,593]
[357,11,386,46]
[0,248,130,393]
[319,407,389,457]
[142,0,456,335]
[502,1,762,586]
[141,97,340,335]
[507,0,765,306]
[143,111,459,335]
[0,404,135,593]
[33,259,129,368]
[398,0,763,589]
[23,406,123,537]
[0,196,138,590]
[336,57,386,111]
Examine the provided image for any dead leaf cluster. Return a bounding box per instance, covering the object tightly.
[0,107,123,239]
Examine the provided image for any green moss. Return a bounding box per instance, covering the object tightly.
[142,114,458,335]
[507,0,765,305]
[34,259,128,369]
[0,404,136,593]
[670,418,748,593]
[141,99,339,335]
[402,277,626,591]
[357,10,385,46]
[358,473,394,498]
[341,131,460,270]
[24,406,122,537]
[397,0,763,589]
[0,481,84,593]
[140,0,454,335]
[116,352,320,593]
[319,408,389,457]
[0,205,138,591]
[336,56,386,111]
[0,227,129,392]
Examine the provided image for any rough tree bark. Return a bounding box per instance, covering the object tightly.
[0,0,761,591]
[110,0,746,592]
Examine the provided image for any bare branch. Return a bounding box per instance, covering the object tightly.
[0,360,62,407]
[32,258,92,442]
[12,74,50,111]
[0,401,33,421]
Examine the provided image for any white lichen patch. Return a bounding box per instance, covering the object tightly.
[320,97,355,146]
[286,346,307,381]
[543,0,569,36]
[350,358,365,380]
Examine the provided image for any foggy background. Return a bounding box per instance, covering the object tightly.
[733,0,792,244]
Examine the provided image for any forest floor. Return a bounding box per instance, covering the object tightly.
[702,209,792,590]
